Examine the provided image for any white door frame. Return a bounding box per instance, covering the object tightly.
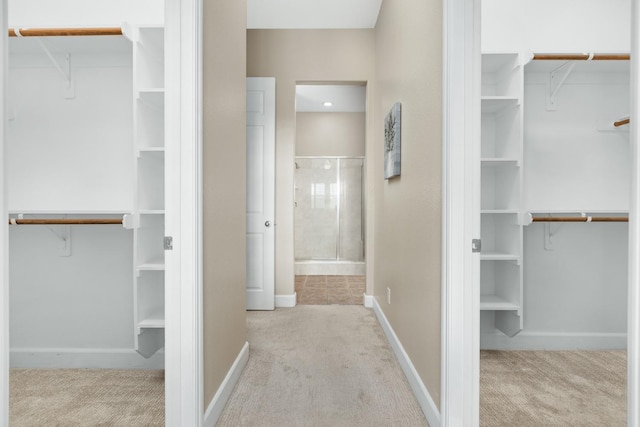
[1,1,9,425]
[0,1,205,425]
[164,0,204,425]
[441,0,480,425]
[628,2,640,424]
[441,1,640,426]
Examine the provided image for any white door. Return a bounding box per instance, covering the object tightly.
[246,77,276,310]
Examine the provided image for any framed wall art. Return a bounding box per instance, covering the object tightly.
[384,102,401,179]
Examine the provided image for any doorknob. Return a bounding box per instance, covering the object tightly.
[265,220,271,227]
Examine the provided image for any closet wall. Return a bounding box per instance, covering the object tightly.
[481,0,631,349]
[6,5,164,368]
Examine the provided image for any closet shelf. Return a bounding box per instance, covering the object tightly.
[137,90,164,109]
[480,252,520,263]
[480,295,520,311]
[137,311,165,333]
[138,210,165,215]
[137,148,165,159]
[138,147,165,155]
[481,97,519,113]
[481,158,519,167]
[481,209,519,214]
[137,259,165,272]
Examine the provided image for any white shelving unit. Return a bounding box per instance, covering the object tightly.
[126,25,165,358]
[480,53,524,337]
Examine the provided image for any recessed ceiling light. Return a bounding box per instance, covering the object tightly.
[323,101,333,107]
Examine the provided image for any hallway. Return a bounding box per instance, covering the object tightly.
[217,306,429,426]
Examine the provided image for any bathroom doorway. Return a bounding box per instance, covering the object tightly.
[293,83,366,304]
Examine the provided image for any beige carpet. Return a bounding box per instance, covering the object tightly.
[10,368,164,426]
[217,305,429,427]
[480,350,626,426]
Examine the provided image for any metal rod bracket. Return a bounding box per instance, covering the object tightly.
[547,61,577,110]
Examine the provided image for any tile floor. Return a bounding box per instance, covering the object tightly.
[295,275,365,305]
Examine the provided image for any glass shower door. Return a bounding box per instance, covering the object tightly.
[294,157,365,262]
[294,158,339,260]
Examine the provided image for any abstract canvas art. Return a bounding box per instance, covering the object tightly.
[384,102,401,179]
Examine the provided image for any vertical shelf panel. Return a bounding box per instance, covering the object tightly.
[480,52,524,338]
[132,26,165,359]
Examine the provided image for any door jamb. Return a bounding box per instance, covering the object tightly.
[441,0,481,425]
[165,0,204,425]
[628,3,640,424]
[1,0,9,425]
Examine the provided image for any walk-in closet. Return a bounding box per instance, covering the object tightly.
[479,1,631,424]
[6,15,166,425]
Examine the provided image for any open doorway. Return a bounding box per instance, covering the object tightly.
[294,83,367,305]
[477,3,633,425]
[4,15,165,427]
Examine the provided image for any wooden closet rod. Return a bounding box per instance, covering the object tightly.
[532,53,630,61]
[8,27,122,37]
[8,218,123,225]
[614,118,630,127]
[532,216,628,223]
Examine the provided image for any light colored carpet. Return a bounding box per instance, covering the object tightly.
[217,305,429,427]
[10,368,164,426]
[480,350,626,426]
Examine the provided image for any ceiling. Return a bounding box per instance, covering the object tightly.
[247,0,383,29]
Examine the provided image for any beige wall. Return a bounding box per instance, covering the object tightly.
[202,0,247,407]
[247,30,376,297]
[296,112,365,157]
[373,0,443,408]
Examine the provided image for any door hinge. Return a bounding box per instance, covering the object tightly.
[164,236,173,250]
[472,239,481,253]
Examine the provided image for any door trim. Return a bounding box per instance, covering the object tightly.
[1,1,8,425]
[165,0,204,425]
[629,3,640,424]
[441,0,480,425]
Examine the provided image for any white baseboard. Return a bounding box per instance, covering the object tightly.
[372,298,441,426]
[275,293,297,308]
[363,293,374,308]
[203,341,249,427]
[10,348,165,369]
[481,331,627,350]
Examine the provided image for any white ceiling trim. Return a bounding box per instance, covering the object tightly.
[247,0,382,29]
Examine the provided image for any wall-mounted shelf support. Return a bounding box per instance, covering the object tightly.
[34,38,74,99]
[46,225,71,257]
[547,61,576,111]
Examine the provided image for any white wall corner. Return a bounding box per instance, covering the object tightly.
[372,299,441,426]
[275,293,297,308]
[363,293,374,308]
[203,341,249,427]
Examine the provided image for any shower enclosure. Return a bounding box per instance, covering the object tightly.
[294,157,365,275]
